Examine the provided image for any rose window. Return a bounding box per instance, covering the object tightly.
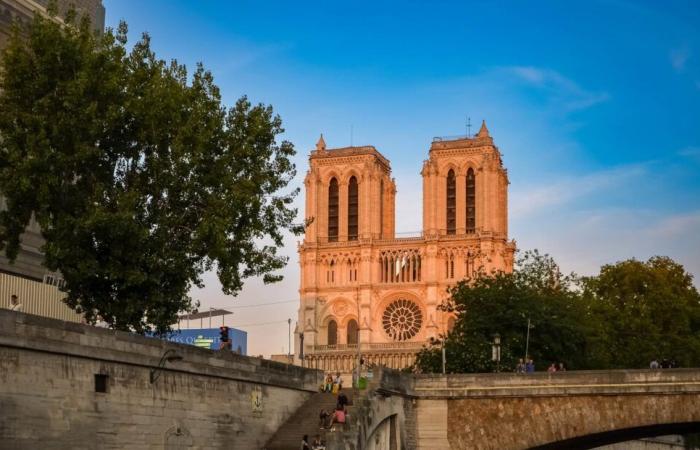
[382,299,423,341]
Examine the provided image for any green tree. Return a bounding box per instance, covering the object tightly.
[582,256,700,368]
[416,250,589,373]
[0,12,302,333]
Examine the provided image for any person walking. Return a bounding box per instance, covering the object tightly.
[300,434,311,450]
[515,358,526,373]
[547,363,557,373]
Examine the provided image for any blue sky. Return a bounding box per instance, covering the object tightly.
[104,0,700,356]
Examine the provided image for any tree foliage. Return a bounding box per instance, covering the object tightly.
[0,12,302,333]
[582,256,700,369]
[415,251,700,373]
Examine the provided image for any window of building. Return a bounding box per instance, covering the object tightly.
[348,176,358,240]
[94,374,108,393]
[445,253,455,279]
[467,168,476,232]
[347,319,358,345]
[446,169,456,234]
[328,320,338,346]
[328,177,339,242]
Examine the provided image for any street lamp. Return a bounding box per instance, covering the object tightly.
[299,333,305,368]
[150,349,183,384]
[491,333,501,372]
[287,318,292,363]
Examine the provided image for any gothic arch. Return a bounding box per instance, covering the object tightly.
[438,161,459,177]
[321,169,341,186]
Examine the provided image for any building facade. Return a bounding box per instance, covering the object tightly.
[296,122,516,372]
[0,0,104,318]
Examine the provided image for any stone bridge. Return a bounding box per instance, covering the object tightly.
[335,367,700,450]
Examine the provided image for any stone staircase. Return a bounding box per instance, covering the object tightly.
[264,391,354,450]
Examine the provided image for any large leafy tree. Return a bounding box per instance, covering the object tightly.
[416,250,589,373]
[0,12,302,333]
[416,251,700,373]
[582,256,700,368]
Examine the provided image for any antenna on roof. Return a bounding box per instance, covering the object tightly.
[466,116,472,137]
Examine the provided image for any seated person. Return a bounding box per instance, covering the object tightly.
[318,409,329,428]
[326,406,346,429]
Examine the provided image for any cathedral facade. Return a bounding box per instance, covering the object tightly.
[296,122,515,372]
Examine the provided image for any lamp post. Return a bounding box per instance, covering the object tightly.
[299,332,305,368]
[441,342,446,375]
[492,333,501,372]
[150,349,183,384]
[524,318,533,362]
[287,318,292,363]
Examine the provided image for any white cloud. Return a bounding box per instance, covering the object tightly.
[510,164,646,219]
[506,66,610,111]
[514,208,700,284]
[670,47,691,72]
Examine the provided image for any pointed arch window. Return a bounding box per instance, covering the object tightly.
[328,319,338,346]
[347,319,358,345]
[446,169,456,234]
[328,177,339,242]
[466,168,476,232]
[348,176,359,240]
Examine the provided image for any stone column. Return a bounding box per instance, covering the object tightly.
[456,172,466,234]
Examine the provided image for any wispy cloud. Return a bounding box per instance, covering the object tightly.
[506,66,610,111]
[679,146,700,163]
[670,47,691,72]
[511,164,646,218]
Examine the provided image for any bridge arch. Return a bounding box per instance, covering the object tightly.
[530,421,700,450]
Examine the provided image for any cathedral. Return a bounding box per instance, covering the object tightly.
[295,122,515,372]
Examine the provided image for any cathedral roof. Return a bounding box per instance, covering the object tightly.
[310,140,391,169]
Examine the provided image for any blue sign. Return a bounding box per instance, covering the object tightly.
[162,328,247,355]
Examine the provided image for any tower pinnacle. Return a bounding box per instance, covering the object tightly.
[477,120,490,138]
[316,134,327,151]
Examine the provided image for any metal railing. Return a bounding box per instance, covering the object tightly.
[432,134,473,142]
[313,341,425,352]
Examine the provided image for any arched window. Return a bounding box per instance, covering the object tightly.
[328,177,339,242]
[446,169,456,234]
[348,176,359,240]
[466,168,476,232]
[328,320,337,346]
[347,319,358,345]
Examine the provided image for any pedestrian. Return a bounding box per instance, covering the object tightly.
[558,362,566,372]
[526,359,535,373]
[334,372,343,390]
[337,389,349,410]
[324,374,333,392]
[312,434,325,450]
[650,359,659,369]
[9,294,22,312]
[547,363,557,373]
[318,409,329,428]
[515,358,526,373]
[301,434,311,450]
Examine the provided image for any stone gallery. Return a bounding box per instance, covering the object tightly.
[296,122,516,371]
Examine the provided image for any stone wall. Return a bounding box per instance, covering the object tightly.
[0,310,323,449]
